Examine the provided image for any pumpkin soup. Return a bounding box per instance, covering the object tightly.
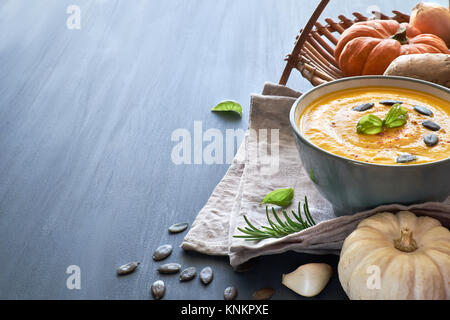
[299,87,450,164]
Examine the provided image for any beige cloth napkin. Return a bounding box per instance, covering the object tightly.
[181,82,450,267]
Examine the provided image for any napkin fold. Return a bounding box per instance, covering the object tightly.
[181,82,450,267]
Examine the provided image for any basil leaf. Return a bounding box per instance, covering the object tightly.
[262,188,294,207]
[384,104,408,128]
[211,100,242,117]
[356,114,383,135]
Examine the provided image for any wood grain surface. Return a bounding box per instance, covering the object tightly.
[0,0,444,299]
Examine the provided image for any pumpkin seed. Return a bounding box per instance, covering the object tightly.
[199,266,213,285]
[380,100,403,106]
[396,154,417,163]
[180,267,196,281]
[153,244,173,261]
[168,223,189,234]
[424,133,439,147]
[157,263,181,274]
[224,286,238,300]
[414,105,433,117]
[422,120,440,131]
[352,103,374,112]
[151,280,165,300]
[116,261,140,275]
[252,288,275,300]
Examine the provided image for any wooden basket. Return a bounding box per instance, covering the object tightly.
[279,0,410,86]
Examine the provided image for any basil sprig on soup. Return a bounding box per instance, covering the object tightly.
[357,103,408,134]
[356,114,383,135]
[384,104,408,129]
[299,87,449,165]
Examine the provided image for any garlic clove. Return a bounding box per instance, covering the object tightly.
[282,263,332,297]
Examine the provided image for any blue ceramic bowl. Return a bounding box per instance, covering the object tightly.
[290,76,450,216]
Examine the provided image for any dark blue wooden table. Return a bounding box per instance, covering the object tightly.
[0,0,443,299]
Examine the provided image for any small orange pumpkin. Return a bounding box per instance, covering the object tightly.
[335,20,449,76]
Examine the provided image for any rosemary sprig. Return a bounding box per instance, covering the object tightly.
[234,196,316,242]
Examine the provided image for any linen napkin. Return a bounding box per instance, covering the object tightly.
[181,82,450,267]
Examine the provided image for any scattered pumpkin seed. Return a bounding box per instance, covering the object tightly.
[380,100,403,106]
[168,223,189,234]
[224,286,238,300]
[151,280,165,300]
[116,262,140,275]
[253,288,275,300]
[396,154,417,163]
[199,266,213,285]
[414,105,433,117]
[153,244,173,261]
[157,263,182,274]
[422,120,440,131]
[424,133,439,147]
[352,103,374,112]
[180,267,196,282]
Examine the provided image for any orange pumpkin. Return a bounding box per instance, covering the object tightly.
[335,20,449,76]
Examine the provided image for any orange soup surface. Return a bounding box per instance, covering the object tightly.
[299,87,450,164]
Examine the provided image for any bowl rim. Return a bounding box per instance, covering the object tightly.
[289,75,450,168]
